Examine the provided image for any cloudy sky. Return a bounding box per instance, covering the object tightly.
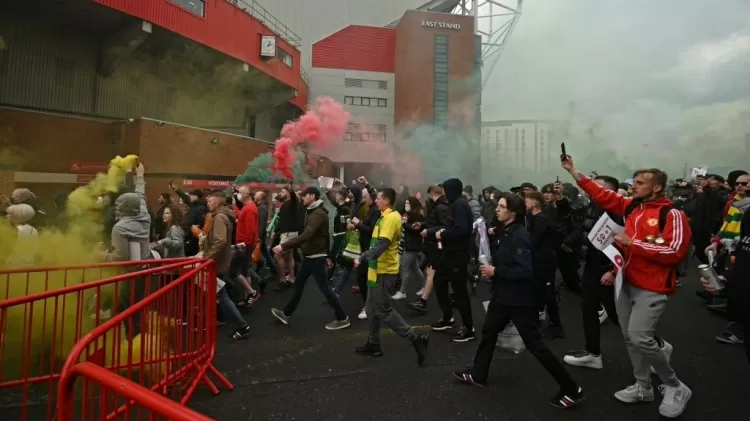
[480,0,750,162]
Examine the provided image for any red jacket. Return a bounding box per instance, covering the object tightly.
[236,201,259,246]
[578,177,691,294]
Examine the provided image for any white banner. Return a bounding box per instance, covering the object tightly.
[587,213,625,251]
[691,167,707,178]
[602,244,626,300]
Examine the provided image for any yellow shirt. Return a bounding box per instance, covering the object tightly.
[372,208,401,275]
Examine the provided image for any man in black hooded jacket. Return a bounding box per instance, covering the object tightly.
[430,178,476,342]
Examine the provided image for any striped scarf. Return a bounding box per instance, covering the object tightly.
[718,197,750,244]
[398,214,405,256]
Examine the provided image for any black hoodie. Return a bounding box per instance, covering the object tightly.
[437,178,473,252]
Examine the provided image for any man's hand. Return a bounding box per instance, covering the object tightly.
[600,271,615,286]
[479,265,495,278]
[705,242,718,255]
[327,258,334,268]
[420,229,428,238]
[352,217,360,225]
[346,223,356,231]
[168,181,177,190]
[353,258,361,268]
[488,227,496,235]
[357,176,368,185]
[560,244,573,253]
[272,245,283,255]
[436,229,445,240]
[614,233,633,247]
[135,162,145,177]
[553,181,564,199]
[700,276,726,294]
[561,154,575,172]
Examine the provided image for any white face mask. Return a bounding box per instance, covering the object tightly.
[405,203,411,212]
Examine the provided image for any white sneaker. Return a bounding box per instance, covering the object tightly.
[538,310,547,321]
[416,288,424,296]
[391,291,406,300]
[614,383,655,403]
[650,340,674,374]
[357,308,367,320]
[598,307,608,324]
[658,381,692,418]
[563,352,603,370]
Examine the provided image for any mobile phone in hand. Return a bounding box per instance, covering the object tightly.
[560,142,567,161]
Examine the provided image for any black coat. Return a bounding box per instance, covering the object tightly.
[489,221,536,307]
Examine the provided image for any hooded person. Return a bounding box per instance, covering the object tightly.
[11,188,48,230]
[429,178,476,342]
[102,165,152,265]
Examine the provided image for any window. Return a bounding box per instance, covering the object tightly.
[277,48,293,67]
[345,78,388,89]
[515,129,519,140]
[434,35,449,127]
[540,129,545,141]
[343,96,387,107]
[344,124,387,143]
[170,0,205,17]
[495,130,500,151]
[521,129,526,141]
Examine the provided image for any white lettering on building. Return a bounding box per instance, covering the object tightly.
[421,20,461,30]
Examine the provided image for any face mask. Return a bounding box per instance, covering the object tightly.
[405,204,411,212]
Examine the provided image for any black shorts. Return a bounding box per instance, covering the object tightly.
[228,249,251,278]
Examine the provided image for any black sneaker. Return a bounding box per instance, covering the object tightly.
[413,334,429,366]
[407,299,428,314]
[452,326,475,343]
[355,342,384,357]
[716,332,744,344]
[228,326,251,340]
[431,318,455,331]
[273,282,293,292]
[548,386,585,409]
[453,367,487,387]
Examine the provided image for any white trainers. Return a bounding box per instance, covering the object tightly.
[391,291,407,300]
[538,310,547,321]
[614,383,655,403]
[416,288,424,296]
[563,352,603,370]
[357,308,367,320]
[658,381,692,418]
[650,340,674,374]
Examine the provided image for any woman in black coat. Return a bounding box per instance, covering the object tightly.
[453,193,584,409]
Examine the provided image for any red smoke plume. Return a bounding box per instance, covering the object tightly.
[272,97,350,179]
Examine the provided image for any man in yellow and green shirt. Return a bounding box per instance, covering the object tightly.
[353,187,428,365]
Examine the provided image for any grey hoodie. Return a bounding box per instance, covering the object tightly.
[105,176,153,265]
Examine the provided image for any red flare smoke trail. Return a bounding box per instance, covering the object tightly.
[272,97,350,180]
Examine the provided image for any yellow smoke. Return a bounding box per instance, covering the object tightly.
[1,154,149,383]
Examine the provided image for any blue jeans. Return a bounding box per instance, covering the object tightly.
[284,256,346,320]
[333,265,353,293]
[217,285,247,330]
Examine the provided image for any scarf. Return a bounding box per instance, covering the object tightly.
[367,214,384,288]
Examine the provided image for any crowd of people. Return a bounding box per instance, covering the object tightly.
[3,156,749,419]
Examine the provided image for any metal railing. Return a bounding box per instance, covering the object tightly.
[300,67,309,84]
[231,0,303,49]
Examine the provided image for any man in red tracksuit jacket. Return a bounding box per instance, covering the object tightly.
[562,155,692,419]
[229,186,260,307]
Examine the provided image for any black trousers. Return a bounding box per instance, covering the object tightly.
[472,296,578,393]
[556,249,582,295]
[580,273,619,355]
[730,286,750,364]
[536,262,562,327]
[434,251,473,328]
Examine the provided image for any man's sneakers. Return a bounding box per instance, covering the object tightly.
[452,367,487,387]
[452,326,475,342]
[355,342,384,357]
[563,351,603,370]
[430,318,455,331]
[614,383,655,403]
[598,307,608,324]
[270,308,290,325]
[547,387,586,409]
[325,317,351,331]
[413,334,429,366]
[657,381,692,418]
[614,381,692,418]
[716,332,744,344]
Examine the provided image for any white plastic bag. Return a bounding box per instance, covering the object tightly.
[497,322,525,354]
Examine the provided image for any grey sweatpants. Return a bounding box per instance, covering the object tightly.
[616,282,679,388]
[367,274,417,345]
[399,251,425,294]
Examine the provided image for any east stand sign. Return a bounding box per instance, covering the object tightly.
[421,20,461,30]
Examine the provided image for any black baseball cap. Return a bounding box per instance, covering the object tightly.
[301,186,321,199]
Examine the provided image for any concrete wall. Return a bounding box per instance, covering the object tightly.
[310,68,395,144]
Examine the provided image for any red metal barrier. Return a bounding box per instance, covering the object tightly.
[0,258,228,421]
[58,362,214,421]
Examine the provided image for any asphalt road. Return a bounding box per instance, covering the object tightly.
[190,267,749,421]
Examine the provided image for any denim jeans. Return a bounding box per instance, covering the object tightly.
[284,256,346,320]
[398,251,425,294]
[217,286,248,330]
[333,265,353,293]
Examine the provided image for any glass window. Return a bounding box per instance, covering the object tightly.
[521,129,526,140]
[362,133,370,141]
[170,0,205,17]
[353,133,361,141]
[344,132,352,141]
[378,98,387,107]
[515,129,519,140]
[353,97,362,106]
[361,98,370,106]
[540,129,545,141]
[344,96,353,105]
